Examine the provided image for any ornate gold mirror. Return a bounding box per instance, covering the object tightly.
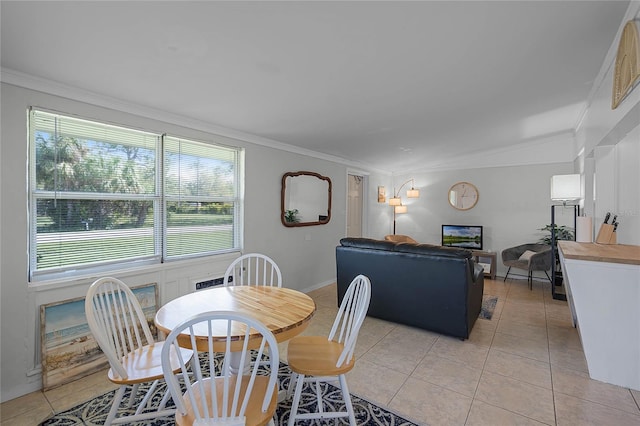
[281,171,332,227]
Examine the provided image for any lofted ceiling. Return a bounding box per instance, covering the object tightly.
[0,1,630,173]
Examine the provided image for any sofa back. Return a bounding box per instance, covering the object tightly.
[340,237,473,257]
[336,237,484,339]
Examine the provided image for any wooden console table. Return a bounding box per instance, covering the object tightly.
[558,241,640,391]
[472,250,497,280]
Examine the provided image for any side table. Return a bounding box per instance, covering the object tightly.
[471,250,497,280]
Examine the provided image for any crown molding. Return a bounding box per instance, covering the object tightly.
[1,67,387,174]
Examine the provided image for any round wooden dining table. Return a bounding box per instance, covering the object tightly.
[154,286,316,352]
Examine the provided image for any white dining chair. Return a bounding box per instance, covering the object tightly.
[286,274,371,426]
[223,253,282,287]
[85,277,194,425]
[161,310,280,426]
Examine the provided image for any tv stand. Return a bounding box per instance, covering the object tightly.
[471,250,496,280]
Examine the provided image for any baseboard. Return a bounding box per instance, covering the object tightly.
[299,279,335,294]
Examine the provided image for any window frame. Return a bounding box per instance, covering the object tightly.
[28,108,243,282]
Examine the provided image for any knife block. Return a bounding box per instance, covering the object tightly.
[595,223,617,244]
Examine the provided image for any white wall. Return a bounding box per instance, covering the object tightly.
[242,145,348,292]
[369,163,575,278]
[575,3,640,246]
[614,127,640,243]
[0,83,349,401]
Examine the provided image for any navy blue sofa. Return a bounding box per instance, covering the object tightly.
[336,238,484,339]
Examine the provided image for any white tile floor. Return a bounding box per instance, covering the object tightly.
[2,278,640,425]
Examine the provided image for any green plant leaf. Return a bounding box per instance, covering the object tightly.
[538,224,575,245]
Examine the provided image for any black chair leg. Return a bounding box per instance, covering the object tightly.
[503,267,511,282]
[544,271,552,283]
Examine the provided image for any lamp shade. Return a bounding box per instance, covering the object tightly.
[406,188,420,198]
[394,205,408,214]
[389,197,402,206]
[551,174,581,201]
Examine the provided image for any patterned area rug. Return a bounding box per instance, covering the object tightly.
[479,295,498,320]
[40,360,418,426]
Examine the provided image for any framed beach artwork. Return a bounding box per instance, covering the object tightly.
[40,282,159,390]
[378,186,386,203]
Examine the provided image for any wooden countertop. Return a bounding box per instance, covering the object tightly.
[558,241,640,266]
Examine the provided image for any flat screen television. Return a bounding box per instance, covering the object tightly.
[441,224,483,250]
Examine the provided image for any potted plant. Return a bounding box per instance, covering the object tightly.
[538,224,575,285]
[284,209,300,223]
[538,224,575,245]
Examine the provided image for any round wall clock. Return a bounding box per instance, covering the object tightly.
[448,182,479,210]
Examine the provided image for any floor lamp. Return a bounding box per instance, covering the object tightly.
[389,179,419,234]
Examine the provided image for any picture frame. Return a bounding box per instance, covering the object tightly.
[40,282,159,390]
[378,186,386,203]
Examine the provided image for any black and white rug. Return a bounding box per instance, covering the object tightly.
[40,361,419,426]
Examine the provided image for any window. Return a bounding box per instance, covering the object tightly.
[29,109,242,281]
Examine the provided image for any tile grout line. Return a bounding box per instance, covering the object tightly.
[471,278,558,426]
[544,282,560,426]
[466,279,509,423]
[632,389,640,411]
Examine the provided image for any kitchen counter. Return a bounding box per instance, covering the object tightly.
[558,241,640,391]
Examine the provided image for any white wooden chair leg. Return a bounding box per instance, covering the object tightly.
[286,372,298,399]
[158,383,171,410]
[135,380,160,414]
[288,373,305,426]
[339,374,357,426]
[125,383,138,407]
[105,386,126,426]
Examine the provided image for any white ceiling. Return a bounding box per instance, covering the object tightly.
[0,1,630,173]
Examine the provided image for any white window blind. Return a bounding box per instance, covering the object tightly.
[163,136,238,259]
[29,109,242,281]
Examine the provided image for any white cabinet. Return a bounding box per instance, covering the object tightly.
[558,241,640,391]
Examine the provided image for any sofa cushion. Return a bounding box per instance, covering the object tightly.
[339,237,396,251]
[394,242,471,259]
[340,237,471,259]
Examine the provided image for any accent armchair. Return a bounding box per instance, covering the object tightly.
[501,243,553,289]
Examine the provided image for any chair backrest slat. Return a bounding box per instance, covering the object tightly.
[328,274,371,367]
[112,284,135,354]
[223,253,282,287]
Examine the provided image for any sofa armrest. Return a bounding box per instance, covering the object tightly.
[472,262,484,283]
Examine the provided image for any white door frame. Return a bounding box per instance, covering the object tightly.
[346,170,369,237]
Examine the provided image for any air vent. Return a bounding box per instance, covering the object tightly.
[195,276,232,290]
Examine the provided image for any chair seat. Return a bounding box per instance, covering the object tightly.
[287,336,355,376]
[176,376,277,426]
[502,259,530,270]
[108,342,192,385]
